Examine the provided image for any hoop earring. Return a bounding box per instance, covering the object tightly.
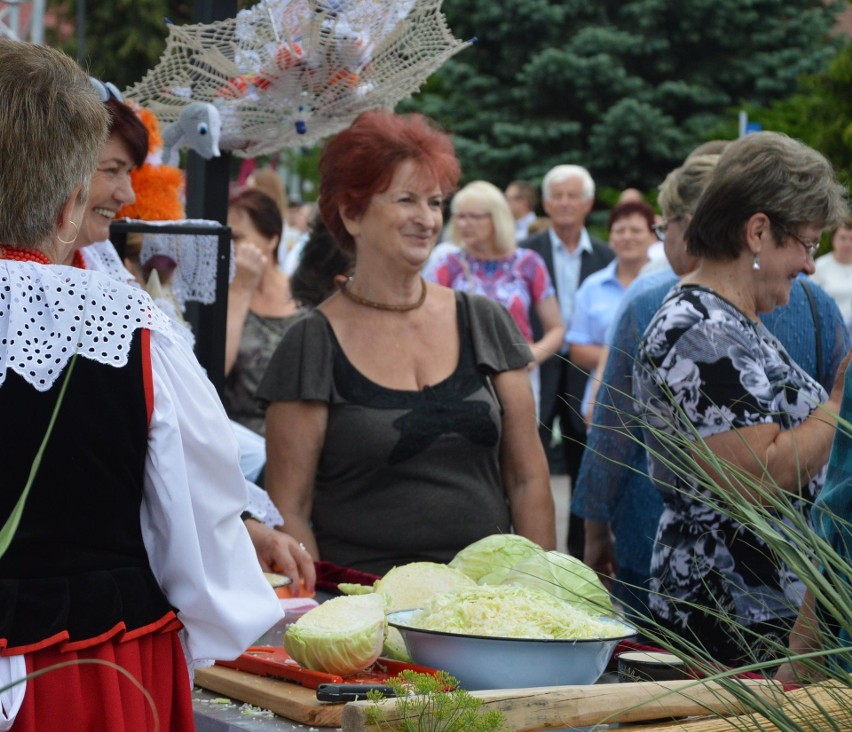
[57,220,79,246]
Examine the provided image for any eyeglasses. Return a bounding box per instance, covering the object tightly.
[652,215,683,238]
[452,212,491,223]
[89,77,124,104]
[769,218,820,259]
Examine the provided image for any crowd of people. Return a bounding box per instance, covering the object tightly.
[1,36,850,729]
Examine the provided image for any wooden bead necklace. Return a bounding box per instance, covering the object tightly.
[339,276,427,312]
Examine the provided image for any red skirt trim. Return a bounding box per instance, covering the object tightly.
[1,611,180,656]
[12,627,195,732]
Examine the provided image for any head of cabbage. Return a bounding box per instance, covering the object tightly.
[501,550,613,617]
[284,593,386,675]
[449,534,543,585]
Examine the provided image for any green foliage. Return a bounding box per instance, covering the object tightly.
[741,42,852,189]
[401,0,846,191]
[366,671,506,732]
[46,0,192,90]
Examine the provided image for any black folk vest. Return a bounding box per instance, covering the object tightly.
[0,329,175,653]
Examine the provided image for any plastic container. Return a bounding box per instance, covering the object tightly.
[616,650,690,683]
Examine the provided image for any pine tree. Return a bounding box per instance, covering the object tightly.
[403,0,847,192]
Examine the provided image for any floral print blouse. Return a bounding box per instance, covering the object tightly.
[633,284,827,664]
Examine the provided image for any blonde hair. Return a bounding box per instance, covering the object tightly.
[450,180,516,253]
[246,168,288,215]
[657,155,720,219]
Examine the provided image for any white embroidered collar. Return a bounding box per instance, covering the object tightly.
[1,261,178,391]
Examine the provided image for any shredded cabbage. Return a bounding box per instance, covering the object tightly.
[410,585,626,640]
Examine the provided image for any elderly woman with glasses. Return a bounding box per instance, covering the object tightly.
[634,131,851,666]
[428,180,565,409]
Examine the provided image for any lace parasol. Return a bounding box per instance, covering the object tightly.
[124,0,469,158]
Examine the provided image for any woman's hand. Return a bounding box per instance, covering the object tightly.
[225,242,269,374]
[243,518,317,594]
[232,241,267,294]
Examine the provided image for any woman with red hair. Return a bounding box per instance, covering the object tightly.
[259,111,556,575]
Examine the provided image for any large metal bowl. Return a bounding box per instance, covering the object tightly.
[387,609,636,690]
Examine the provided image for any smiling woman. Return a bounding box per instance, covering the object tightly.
[0,39,283,731]
[567,201,655,419]
[72,93,148,259]
[426,180,565,414]
[258,110,556,575]
[633,131,850,666]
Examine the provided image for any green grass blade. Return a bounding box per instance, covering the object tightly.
[0,355,78,559]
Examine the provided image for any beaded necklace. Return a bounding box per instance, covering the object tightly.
[339,276,427,312]
[0,246,52,265]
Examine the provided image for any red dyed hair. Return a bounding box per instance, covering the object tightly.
[105,98,148,168]
[607,201,656,232]
[318,110,460,253]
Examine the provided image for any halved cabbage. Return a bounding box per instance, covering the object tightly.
[283,593,385,675]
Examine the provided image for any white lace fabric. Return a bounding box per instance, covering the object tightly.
[124,0,469,157]
[134,218,235,307]
[0,261,178,392]
[80,240,138,286]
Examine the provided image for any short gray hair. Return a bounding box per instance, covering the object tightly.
[450,180,517,253]
[0,39,108,249]
[541,165,595,202]
[688,132,849,261]
[657,155,720,219]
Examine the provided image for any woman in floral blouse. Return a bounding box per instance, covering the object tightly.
[634,132,850,666]
[428,180,565,410]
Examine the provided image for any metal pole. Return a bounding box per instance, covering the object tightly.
[30,0,44,43]
[184,0,238,393]
[185,0,237,222]
[76,0,85,63]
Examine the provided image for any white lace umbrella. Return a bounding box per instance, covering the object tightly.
[124,0,469,158]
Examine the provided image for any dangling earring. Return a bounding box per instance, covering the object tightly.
[752,254,760,271]
[57,220,79,246]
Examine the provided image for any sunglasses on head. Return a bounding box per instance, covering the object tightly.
[89,77,124,104]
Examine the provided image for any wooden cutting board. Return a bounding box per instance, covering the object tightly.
[195,665,345,727]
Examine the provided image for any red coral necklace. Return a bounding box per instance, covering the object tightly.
[0,247,86,268]
[0,246,52,265]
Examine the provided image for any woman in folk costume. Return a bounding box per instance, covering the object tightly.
[0,40,283,731]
